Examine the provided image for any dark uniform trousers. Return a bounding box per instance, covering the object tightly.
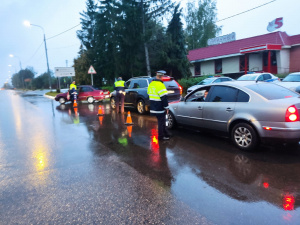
[156,112,169,140]
[116,92,125,113]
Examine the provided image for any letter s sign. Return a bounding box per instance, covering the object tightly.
[275,17,283,29]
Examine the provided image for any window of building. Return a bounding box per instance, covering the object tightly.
[263,51,277,66]
[194,63,201,75]
[215,59,222,74]
[240,55,249,72]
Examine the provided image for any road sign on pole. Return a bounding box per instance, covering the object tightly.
[88,65,97,85]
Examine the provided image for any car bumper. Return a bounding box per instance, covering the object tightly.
[254,121,300,142]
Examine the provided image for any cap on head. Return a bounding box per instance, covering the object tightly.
[156,70,166,76]
[117,77,122,81]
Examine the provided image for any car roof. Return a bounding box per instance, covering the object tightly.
[288,72,300,76]
[202,80,277,88]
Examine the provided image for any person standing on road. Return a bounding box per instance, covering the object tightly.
[114,77,126,114]
[69,81,77,103]
[147,70,170,141]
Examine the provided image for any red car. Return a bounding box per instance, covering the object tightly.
[55,85,110,104]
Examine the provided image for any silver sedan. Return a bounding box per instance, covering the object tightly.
[167,81,300,151]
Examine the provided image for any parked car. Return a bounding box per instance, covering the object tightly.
[237,72,280,82]
[167,81,300,151]
[110,76,182,114]
[277,72,300,93]
[55,85,110,104]
[187,76,233,93]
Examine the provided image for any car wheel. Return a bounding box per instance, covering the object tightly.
[110,97,116,109]
[59,97,66,104]
[87,96,94,104]
[137,99,146,114]
[167,112,176,129]
[231,123,259,151]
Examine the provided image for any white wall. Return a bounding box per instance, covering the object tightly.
[201,61,215,75]
[222,57,239,74]
[189,66,195,76]
[277,49,290,74]
[249,53,262,71]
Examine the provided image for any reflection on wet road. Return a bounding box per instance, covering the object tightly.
[0,90,300,224]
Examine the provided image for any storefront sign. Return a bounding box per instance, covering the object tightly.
[267,17,283,32]
[207,32,236,46]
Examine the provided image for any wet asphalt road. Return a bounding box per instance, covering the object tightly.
[0,90,300,225]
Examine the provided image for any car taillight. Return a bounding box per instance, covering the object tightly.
[285,105,299,122]
[283,195,295,211]
[99,91,103,95]
[179,85,182,95]
[162,76,171,81]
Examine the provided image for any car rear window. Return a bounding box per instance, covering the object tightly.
[197,78,214,85]
[282,74,300,82]
[163,80,179,89]
[237,75,257,81]
[246,83,299,100]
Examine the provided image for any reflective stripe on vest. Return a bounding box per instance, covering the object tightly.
[147,81,168,101]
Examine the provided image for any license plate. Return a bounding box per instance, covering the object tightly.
[168,90,174,94]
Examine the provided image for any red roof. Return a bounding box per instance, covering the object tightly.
[187,32,300,62]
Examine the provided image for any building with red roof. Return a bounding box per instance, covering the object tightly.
[187,31,300,78]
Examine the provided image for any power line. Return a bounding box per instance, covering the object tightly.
[217,0,276,22]
[25,41,44,64]
[46,23,81,40]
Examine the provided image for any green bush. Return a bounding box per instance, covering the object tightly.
[102,86,114,92]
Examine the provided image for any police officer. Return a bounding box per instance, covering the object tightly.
[147,70,170,141]
[114,77,126,114]
[69,81,77,102]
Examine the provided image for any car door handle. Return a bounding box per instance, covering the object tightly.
[226,107,233,112]
[198,106,203,110]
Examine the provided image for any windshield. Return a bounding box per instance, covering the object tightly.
[246,83,299,100]
[282,74,300,82]
[197,78,214,85]
[237,75,258,81]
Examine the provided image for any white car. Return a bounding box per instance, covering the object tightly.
[187,76,233,93]
[277,72,300,93]
[237,73,280,83]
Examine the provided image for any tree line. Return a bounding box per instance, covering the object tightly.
[11,0,220,89]
[74,0,220,86]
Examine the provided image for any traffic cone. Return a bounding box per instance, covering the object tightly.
[73,99,78,108]
[98,115,103,126]
[97,105,104,116]
[125,111,134,125]
[127,125,132,138]
[74,107,78,116]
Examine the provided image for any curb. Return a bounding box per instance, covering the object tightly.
[44,94,55,100]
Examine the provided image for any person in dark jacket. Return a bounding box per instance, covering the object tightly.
[147,70,170,141]
[114,77,126,114]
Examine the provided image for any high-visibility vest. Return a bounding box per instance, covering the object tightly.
[70,83,77,90]
[114,80,125,91]
[147,80,169,114]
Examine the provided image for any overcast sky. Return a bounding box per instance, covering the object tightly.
[1,0,299,86]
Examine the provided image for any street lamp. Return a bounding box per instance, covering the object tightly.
[9,54,22,70]
[24,20,52,91]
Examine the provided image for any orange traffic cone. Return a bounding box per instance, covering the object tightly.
[98,116,103,126]
[74,107,78,116]
[125,111,134,125]
[127,125,132,138]
[73,99,78,108]
[97,105,104,116]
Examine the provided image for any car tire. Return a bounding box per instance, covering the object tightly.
[110,97,116,109]
[137,99,146,114]
[167,112,176,129]
[87,96,94,104]
[59,97,66,104]
[231,123,259,151]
